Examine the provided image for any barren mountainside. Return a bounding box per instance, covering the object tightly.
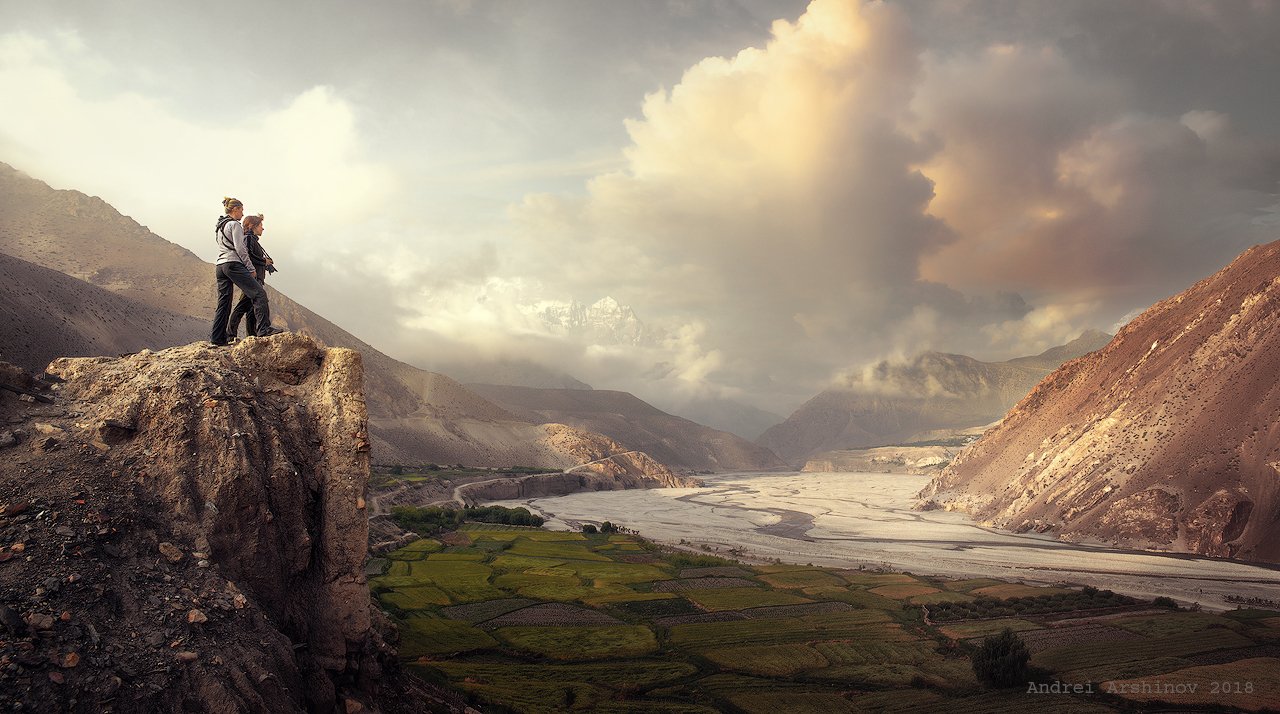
[0,251,206,372]
[757,334,1110,467]
[921,240,1280,563]
[465,384,786,472]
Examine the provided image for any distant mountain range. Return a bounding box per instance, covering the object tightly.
[922,240,1280,563]
[756,331,1112,467]
[526,296,649,346]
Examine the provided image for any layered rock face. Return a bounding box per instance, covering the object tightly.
[921,241,1280,563]
[0,334,389,711]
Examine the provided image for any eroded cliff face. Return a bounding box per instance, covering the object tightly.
[0,335,393,712]
[920,241,1280,563]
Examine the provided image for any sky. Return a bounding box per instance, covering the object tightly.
[2,0,1278,415]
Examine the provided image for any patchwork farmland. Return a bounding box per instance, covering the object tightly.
[370,525,1280,712]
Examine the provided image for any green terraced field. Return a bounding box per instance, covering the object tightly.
[756,569,845,589]
[1032,628,1256,671]
[910,590,975,605]
[841,571,921,587]
[700,643,828,676]
[936,618,1042,639]
[378,584,451,610]
[508,539,613,561]
[552,560,672,584]
[683,587,813,612]
[495,625,659,659]
[489,554,567,570]
[398,538,444,552]
[668,611,895,649]
[1109,611,1243,636]
[801,585,900,610]
[397,616,498,656]
[372,528,1265,713]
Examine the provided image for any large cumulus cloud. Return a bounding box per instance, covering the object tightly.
[481,0,1280,409]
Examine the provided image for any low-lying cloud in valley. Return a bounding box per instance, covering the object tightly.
[2,0,1278,413]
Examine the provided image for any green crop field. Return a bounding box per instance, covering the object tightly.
[701,643,828,676]
[1033,628,1256,672]
[841,571,920,587]
[668,610,894,649]
[1110,611,1243,636]
[937,618,1042,639]
[1104,657,1280,711]
[508,539,614,560]
[972,583,1072,598]
[399,538,444,552]
[801,585,899,610]
[397,616,498,656]
[552,560,671,583]
[910,590,975,604]
[870,583,940,599]
[756,569,845,589]
[378,584,451,610]
[489,553,567,570]
[940,577,1006,592]
[371,525,1266,713]
[1057,656,1191,685]
[495,625,659,659]
[683,587,813,612]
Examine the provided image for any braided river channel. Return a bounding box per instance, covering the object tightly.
[489,471,1280,611]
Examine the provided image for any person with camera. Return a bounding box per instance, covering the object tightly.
[227,212,278,339]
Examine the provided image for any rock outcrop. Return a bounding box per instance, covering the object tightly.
[0,334,394,712]
[757,331,1112,467]
[920,241,1280,563]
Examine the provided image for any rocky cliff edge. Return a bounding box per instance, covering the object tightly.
[0,334,408,712]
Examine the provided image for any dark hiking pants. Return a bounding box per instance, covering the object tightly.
[228,268,267,338]
[211,262,270,344]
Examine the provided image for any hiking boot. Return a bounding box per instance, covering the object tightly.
[258,326,287,337]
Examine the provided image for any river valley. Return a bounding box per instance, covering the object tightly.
[489,471,1280,611]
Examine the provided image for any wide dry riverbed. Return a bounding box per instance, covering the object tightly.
[489,471,1280,611]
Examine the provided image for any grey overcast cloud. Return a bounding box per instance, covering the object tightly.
[2,0,1278,413]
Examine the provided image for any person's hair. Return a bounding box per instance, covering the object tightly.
[223,196,244,213]
[243,214,264,231]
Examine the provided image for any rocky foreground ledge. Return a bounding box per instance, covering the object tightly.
[0,335,428,712]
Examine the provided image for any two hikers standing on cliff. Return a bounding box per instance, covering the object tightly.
[209,196,284,346]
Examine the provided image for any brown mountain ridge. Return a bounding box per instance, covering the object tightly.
[921,240,1280,563]
[756,331,1112,467]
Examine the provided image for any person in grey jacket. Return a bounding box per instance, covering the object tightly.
[209,196,281,345]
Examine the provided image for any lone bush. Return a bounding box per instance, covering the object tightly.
[582,524,598,534]
[972,628,1030,688]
